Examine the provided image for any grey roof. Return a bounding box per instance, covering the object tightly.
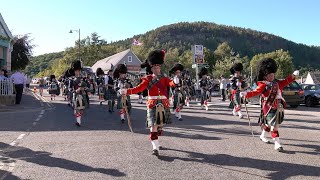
[310,71,320,84]
[0,13,13,39]
[91,49,131,72]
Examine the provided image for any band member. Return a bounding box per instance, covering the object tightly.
[183,70,192,107]
[48,75,58,101]
[240,58,299,152]
[104,70,116,113]
[230,62,246,118]
[171,63,185,121]
[120,50,176,156]
[61,68,74,104]
[199,67,210,111]
[96,68,105,105]
[137,74,144,104]
[114,64,132,123]
[69,61,89,127]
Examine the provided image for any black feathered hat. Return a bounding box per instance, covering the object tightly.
[230,62,243,74]
[170,63,184,73]
[141,60,152,75]
[96,68,104,76]
[113,64,127,79]
[198,67,208,78]
[146,50,165,66]
[255,58,278,82]
[63,68,75,77]
[50,74,55,81]
[71,60,82,71]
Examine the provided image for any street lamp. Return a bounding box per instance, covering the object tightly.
[69,29,81,61]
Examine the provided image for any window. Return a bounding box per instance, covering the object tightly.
[128,56,132,62]
[0,47,4,59]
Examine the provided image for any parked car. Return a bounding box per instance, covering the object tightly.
[282,80,305,108]
[247,80,304,108]
[32,78,39,84]
[300,84,320,107]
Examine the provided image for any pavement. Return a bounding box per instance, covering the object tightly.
[0,84,319,180]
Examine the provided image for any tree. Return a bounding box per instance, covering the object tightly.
[11,34,34,70]
[250,49,294,79]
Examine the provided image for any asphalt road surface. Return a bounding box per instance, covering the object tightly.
[0,86,319,180]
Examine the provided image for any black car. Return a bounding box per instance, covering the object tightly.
[301,84,320,107]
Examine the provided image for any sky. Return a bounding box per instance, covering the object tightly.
[1,0,319,56]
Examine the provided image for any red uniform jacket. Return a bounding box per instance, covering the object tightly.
[246,74,295,113]
[127,75,176,108]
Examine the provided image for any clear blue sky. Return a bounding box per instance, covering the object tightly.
[1,0,319,56]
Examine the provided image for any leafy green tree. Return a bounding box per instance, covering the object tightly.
[250,49,294,79]
[11,34,34,70]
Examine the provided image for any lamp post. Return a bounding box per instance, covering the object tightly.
[69,29,81,61]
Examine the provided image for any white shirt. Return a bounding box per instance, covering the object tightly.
[0,75,7,81]
[104,75,109,85]
[220,78,227,89]
[11,72,26,85]
[173,76,180,84]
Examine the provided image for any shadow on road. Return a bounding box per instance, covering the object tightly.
[0,142,126,178]
[158,147,320,179]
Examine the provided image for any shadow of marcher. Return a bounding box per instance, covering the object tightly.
[0,142,126,178]
[0,170,21,180]
[158,147,320,180]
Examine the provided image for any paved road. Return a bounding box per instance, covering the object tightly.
[0,86,319,179]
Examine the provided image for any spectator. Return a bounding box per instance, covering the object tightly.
[25,75,32,88]
[219,75,227,101]
[10,70,26,104]
[38,77,45,96]
[0,69,8,80]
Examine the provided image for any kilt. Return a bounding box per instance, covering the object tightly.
[146,101,172,127]
[173,91,185,109]
[259,105,285,127]
[104,89,116,100]
[231,90,241,107]
[200,89,210,105]
[49,89,58,95]
[97,86,105,96]
[117,95,132,113]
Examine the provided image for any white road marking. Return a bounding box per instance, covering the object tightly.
[17,134,26,140]
[9,141,16,146]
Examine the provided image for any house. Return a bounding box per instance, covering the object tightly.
[304,71,320,84]
[0,13,13,71]
[91,49,142,76]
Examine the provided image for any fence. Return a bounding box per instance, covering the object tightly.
[0,79,14,95]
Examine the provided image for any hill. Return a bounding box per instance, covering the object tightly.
[26,22,320,76]
[117,22,320,68]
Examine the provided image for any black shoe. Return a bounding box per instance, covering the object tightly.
[121,119,125,124]
[100,102,102,105]
[75,122,81,127]
[51,98,53,100]
[159,146,163,150]
[179,118,183,121]
[276,147,284,152]
[108,110,112,113]
[152,149,159,156]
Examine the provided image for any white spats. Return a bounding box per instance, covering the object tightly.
[260,130,269,143]
[232,108,237,116]
[274,137,282,150]
[120,113,125,120]
[151,140,159,150]
[205,105,209,111]
[238,111,243,119]
[76,116,81,125]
